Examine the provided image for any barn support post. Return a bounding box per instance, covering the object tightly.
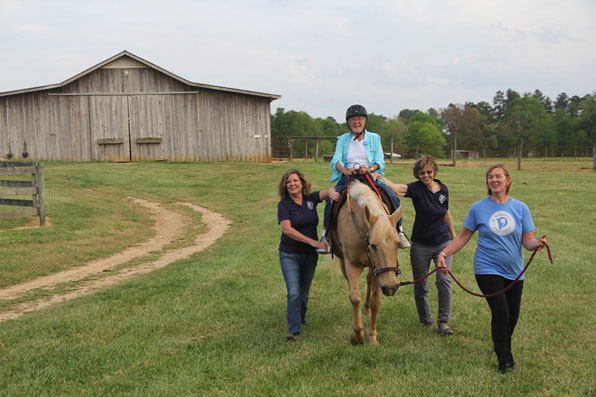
[314,140,319,162]
[593,143,596,171]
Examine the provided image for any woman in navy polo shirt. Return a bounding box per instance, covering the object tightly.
[277,169,339,342]
[382,156,456,336]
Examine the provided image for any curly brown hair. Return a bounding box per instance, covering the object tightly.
[412,155,438,179]
[485,163,512,195]
[278,169,311,199]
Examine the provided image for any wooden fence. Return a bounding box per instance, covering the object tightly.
[0,162,45,226]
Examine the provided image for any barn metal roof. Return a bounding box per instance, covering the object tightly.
[0,50,281,100]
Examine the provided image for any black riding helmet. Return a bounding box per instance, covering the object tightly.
[345,104,368,121]
[346,105,367,140]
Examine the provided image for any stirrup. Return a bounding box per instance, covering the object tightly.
[316,236,330,254]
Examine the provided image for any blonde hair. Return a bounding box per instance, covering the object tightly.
[278,169,311,199]
[486,163,512,195]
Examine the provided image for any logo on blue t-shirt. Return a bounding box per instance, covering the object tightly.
[438,194,446,204]
[306,201,314,210]
[489,210,515,236]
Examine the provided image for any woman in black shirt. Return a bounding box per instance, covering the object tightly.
[382,156,456,336]
[277,169,339,341]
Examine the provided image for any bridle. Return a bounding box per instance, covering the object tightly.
[346,174,400,277]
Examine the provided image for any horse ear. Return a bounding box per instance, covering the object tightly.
[365,206,378,225]
[388,206,403,227]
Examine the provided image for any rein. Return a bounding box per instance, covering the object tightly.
[346,175,400,277]
[400,241,553,298]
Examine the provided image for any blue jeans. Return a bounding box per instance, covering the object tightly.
[279,251,318,335]
[323,174,402,228]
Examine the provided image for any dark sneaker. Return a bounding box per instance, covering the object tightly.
[285,333,300,342]
[498,362,514,374]
[398,232,411,249]
[438,322,453,336]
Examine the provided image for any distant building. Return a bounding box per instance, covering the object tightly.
[455,150,479,159]
[0,51,280,162]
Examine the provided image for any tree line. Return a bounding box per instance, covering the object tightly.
[271,89,596,159]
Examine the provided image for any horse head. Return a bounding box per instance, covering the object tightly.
[364,205,403,296]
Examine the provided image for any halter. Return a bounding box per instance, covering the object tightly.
[346,174,400,277]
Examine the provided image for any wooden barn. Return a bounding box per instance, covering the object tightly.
[0,51,280,162]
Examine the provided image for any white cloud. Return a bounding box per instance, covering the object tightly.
[0,0,594,120]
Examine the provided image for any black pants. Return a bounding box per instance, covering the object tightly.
[475,275,524,367]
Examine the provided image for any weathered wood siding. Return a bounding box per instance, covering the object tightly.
[0,57,273,162]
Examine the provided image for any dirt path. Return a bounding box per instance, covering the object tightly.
[0,199,231,322]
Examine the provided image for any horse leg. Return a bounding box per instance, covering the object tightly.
[364,268,373,316]
[345,261,365,345]
[368,276,382,345]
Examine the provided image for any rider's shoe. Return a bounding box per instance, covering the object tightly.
[398,232,411,249]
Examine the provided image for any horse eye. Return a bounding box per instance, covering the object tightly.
[369,244,377,250]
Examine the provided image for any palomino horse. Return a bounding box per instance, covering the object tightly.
[330,179,402,345]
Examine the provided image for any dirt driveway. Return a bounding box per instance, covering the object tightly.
[0,198,231,322]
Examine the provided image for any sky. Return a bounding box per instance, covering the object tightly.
[1,0,595,121]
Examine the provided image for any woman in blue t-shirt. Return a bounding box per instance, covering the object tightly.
[277,169,339,342]
[381,156,456,336]
[437,164,547,373]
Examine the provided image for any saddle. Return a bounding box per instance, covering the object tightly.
[328,174,396,235]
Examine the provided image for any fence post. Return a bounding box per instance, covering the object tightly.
[390,139,394,164]
[35,163,46,226]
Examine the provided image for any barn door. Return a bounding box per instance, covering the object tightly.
[89,96,131,161]
[128,95,168,161]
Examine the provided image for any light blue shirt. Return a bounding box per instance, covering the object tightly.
[330,130,385,183]
[463,197,535,280]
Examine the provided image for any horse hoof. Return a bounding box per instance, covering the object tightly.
[350,336,364,345]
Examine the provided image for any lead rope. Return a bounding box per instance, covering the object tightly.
[400,240,553,298]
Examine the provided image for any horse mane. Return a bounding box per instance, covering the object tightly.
[349,180,386,216]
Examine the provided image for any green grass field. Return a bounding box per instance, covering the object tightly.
[0,159,594,396]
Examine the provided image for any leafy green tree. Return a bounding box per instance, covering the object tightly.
[382,118,408,156]
[532,89,553,113]
[406,111,446,158]
[576,94,596,158]
[554,93,569,112]
[554,109,574,155]
[315,116,340,137]
[271,108,322,137]
[505,97,554,166]
[398,109,419,124]
[493,90,507,120]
